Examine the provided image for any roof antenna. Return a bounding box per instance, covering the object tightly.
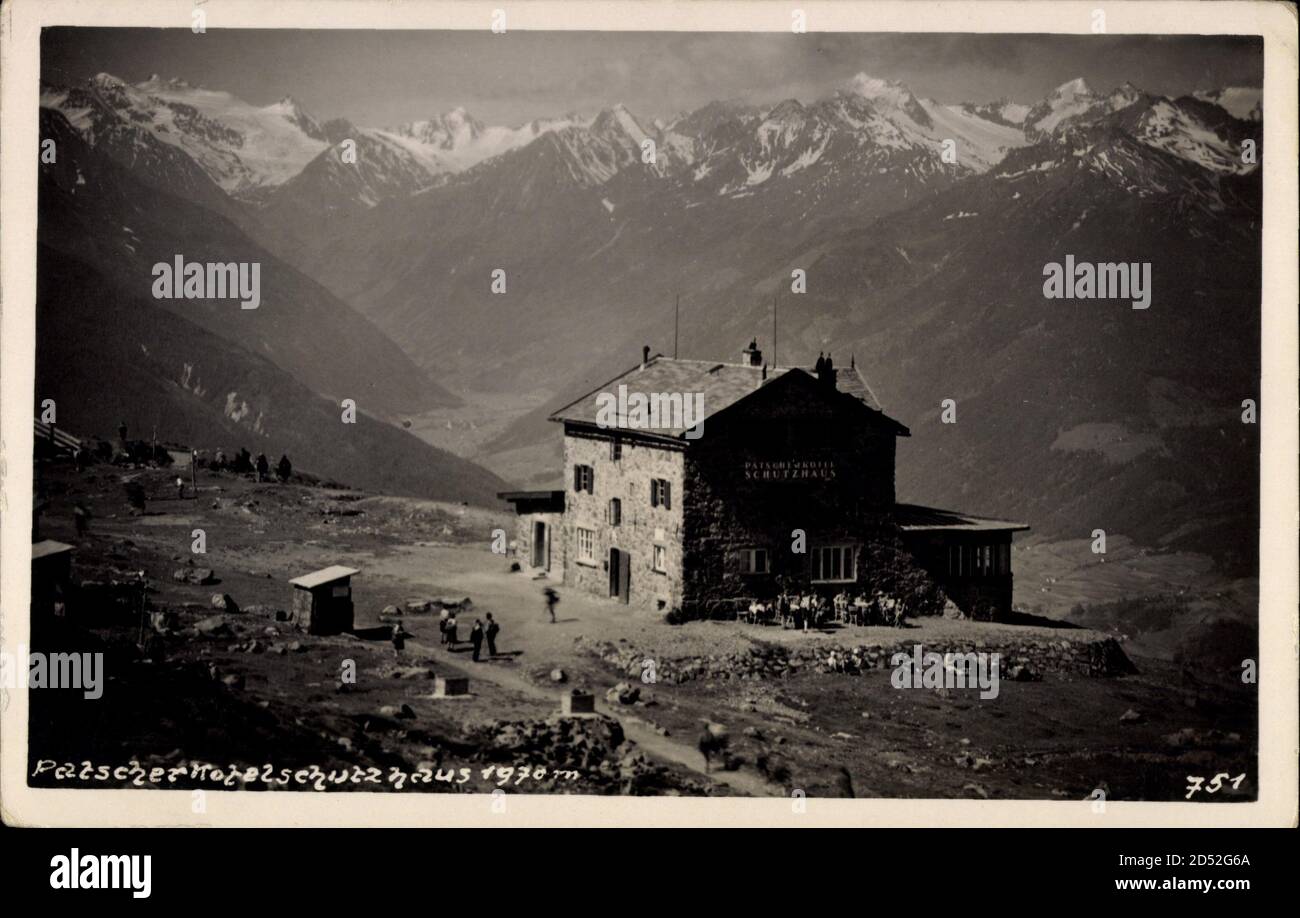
[771,291,778,370]
[674,292,680,359]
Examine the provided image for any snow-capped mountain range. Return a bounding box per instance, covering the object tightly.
[42,71,1261,214]
[36,66,1263,572]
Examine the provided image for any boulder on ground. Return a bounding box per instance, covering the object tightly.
[210,593,239,613]
[150,610,179,633]
[404,599,433,614]
[549,668,568,683]
[173,567,216,585]
[1119,708,1143,724]
[194,616,232,637]
[605,682,640,705]
[244,604,286,621]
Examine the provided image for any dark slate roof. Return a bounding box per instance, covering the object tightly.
[895,503,1030,533]
[549,356,905,437]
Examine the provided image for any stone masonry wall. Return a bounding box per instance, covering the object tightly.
[577,634,1137,683]
[513,510,563,579]
[562,429,685,610]
[680,379,899,615]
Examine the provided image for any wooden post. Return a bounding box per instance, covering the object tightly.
[772,291,778,369]
[674,293,680,359]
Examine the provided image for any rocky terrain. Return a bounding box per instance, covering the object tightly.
[28,459,1256,801]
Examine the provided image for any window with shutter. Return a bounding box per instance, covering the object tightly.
[608,498,621,526]
[662,480,671,510]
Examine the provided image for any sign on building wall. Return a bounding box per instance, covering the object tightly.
[742,459,838,481]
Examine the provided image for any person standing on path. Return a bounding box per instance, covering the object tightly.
[469,619,484,662]
[445,612,459,649]
[438,606,450,644]
[485,613,500,656]
[543,587,559,624]
[74,501,90,537]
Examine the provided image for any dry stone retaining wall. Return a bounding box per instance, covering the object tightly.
[577,634,1136,683]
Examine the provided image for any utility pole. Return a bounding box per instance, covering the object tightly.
[772,291,778,369]
[674,293,680,359]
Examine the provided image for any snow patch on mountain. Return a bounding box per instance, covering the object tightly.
[127,75,330,195]
[386,107,581,172]
[916,99,1027,169]
[1136,99,1255,175]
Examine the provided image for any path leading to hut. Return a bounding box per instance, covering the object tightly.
[354,544,787,796]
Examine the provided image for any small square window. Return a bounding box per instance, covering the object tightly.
[733,548,770,574]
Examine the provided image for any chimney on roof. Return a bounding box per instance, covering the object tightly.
[741,338,763,367]
[641,345,650,369]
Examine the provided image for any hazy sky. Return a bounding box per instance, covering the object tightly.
[42,30,1262,127]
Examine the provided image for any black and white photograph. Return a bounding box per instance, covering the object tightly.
[1,0,1295,840]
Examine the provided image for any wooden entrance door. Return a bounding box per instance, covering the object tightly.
[609,548,630,604]
[531,521,548,570]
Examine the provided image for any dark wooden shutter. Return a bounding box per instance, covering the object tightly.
[662,480,671,510]
[650,479,659,507]
[573,465,581,492]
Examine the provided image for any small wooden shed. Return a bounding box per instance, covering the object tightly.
[289,565,359,635]
[32,540,74,618]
